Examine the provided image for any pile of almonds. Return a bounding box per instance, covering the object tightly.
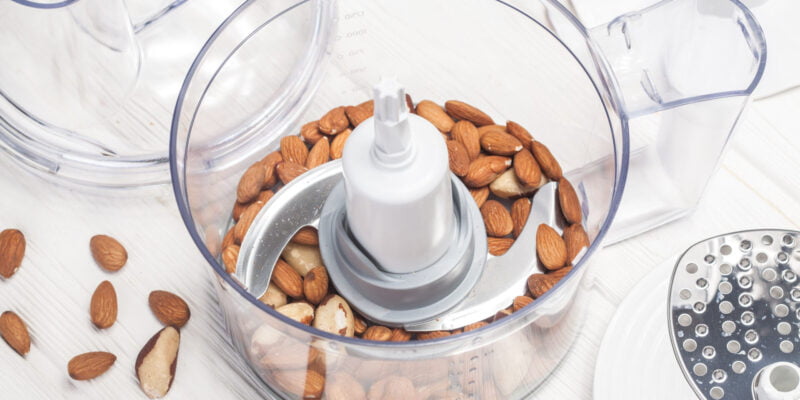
[0,229,191,399]
[223,96,590,343]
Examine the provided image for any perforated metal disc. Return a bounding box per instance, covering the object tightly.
[668,229,800,399]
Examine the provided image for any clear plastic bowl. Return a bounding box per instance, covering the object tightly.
[171,0,626,398]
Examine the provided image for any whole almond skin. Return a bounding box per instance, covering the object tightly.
[236,162,265,203]
[480,131,523,156]
[345,104,373,127]
[300,121,324,145]
[527,273,558,298]
[511,198,532,238]
[481,200,514,237]
[260,151,283,189]
[330,129,352,160]
[451,121,481,160]
[136,326,180,399]
[558,178,582,225]
[469,186,490,208]
[257,189,274,204]
[416,331,450,341]
[445,100,494,126]
[513,295,534,311]
[272,259,303,298]
[389,328,412,342]
[0,229,25,279]
[564,224,590,263]
[231,201,248,222]
[362,326,392,341]
[354,316,368,336]
[90,280,117,329]
[463,321,488,332]
[536,224,568,271]
[149,290,191,328]
[276,161,308,185]
[280,136,309,166]
[305,137,330,170]
[0,311,30,356]
[445,140,470,177]
[68,352,116,380]
[464,156,511,188]
[506,121,534,149]
[222,244,239,274]
[531,141,563,180]
[477,124,507,137]
[416,100,454,133]
[233,201,265,244]
[221,228,235,250]
[513,149,543,187]
[303,266,329,305]
[290,227,319,246]
[319,106,349,135]
[488,237,514,256]
[90,235,127,272]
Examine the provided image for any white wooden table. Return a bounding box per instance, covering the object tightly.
[1,7,799,400]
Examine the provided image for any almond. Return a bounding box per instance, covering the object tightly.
[480,131,523,156]
[281,242,323,276]
[90,234,128,272]
[280,136,309,165]
[389,328,412,342]
[513,149,542,187]
[257,189,274,204]
[233,201,265,244]
[513,295,533,312]
[464,156,511,188]
[258,283,287,309]
[271,259,303,298]
[527,273,558,298]
[489,168,539,199]
[0,311,30,356]
[416,100,454,133]
[231,201,248,222]
[303,266,329,305]
[222,245,239,274]
[564,224,590,264]
[291,226,319,246]
[354,316,368,336]
[327,372,367,400]
[0,229,25,279]
[536,224,567,271]
[276,302,314,325]
[444,100,494,126]
[136,326,180,399]
[300,121,324,145]
[330,128,351,159]
[345,104,372,127]
[276,161,308,185]
[305,137,330,170]
[313,295,355,337]
[463,321,488,332]
[531,141,563,180]
[260,151,282,189]
[558,178,582,224]
[236,162,265,203]
[469,186,490,208]
[68,352,116,380]
[362,326,392,341]
[551,265,573,280]
[488,237,514,256]
[481,200,513,237]
[445,140,470,177]
[319,106,349,135]
[222,228,235,250]
[451,121,481,160]
[416,331,450,341]
[506,121,534,149]
[149,290,191,328]
[511,198,532,238]
[90,281,117,329]
[477,124,507,137]
[274,368,325,399]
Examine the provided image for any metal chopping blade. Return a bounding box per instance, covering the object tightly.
[668,229,800,400]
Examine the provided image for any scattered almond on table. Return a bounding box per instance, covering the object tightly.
[68,352,117,381]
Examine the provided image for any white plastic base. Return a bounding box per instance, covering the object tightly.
[594,259,695,400]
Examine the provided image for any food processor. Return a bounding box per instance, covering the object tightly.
[167,0,766,398]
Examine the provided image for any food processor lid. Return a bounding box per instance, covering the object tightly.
[0,0,240,188]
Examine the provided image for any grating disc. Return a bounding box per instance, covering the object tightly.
[668,229,800,399]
